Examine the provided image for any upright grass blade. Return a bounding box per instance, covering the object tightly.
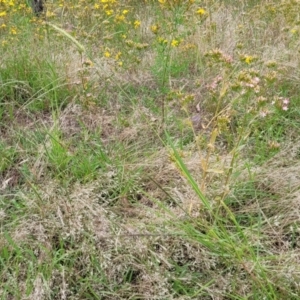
[165,131,211,211]
[4,232,21,256]
[46,23,85,54]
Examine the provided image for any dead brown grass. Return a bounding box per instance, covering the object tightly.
[2,1,300,299]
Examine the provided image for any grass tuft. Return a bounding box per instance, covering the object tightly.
[1,0,300,299]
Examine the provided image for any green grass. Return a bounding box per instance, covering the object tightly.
[1,0,300,299]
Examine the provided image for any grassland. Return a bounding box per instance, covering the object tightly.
[1,0,300,299]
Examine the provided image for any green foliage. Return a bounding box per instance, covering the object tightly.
[0,141,17,174]
[1,0,300,299]
[0,55,71,112]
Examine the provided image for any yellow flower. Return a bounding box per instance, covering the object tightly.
[196,8,207,15]
[18,4,27,9]
[94,4,100,9]
[151,24,159,34]
[171,39,179,47]
[115,14,125,22]
[0,11,7,17]
[122,10,129,15]
[158,37,167,44]
[46,11,55,17]
[105,9,113,16]
[10,27,17,35]
[104,51,111,58]
[115,51,122,60]
[134,20,141,29]
[244,55,253,64]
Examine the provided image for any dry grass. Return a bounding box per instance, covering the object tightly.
[1,0,300,299]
